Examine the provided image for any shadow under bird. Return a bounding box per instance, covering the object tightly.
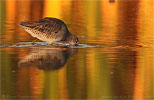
[19,17,79,45]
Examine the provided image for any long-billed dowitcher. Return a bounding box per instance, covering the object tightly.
[19,17,79,45]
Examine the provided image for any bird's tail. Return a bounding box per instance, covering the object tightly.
[19,21,38,28]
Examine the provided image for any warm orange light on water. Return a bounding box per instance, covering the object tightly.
[43,0,61,18]
[1,0,153,99]
[133,0,154,99]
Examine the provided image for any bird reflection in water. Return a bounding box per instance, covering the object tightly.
[18,46,78,71]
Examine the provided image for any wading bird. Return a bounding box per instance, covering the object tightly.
[20,17,79,45]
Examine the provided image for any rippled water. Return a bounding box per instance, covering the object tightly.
[0,0,153,99]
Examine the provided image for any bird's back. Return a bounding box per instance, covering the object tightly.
[20,17,70,44]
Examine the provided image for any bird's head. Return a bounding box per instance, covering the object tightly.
[66,34,79,46]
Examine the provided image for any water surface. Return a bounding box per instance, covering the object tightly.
[0,0,153,99]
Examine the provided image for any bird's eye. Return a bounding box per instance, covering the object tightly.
[76,39,78,43]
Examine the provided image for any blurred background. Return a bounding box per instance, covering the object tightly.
[0,0,153,99]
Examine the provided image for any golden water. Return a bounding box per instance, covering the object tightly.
[0,0,153,99]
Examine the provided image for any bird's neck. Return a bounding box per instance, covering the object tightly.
[66,33,74,41]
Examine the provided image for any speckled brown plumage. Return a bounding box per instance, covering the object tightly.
[20,17,78,45]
